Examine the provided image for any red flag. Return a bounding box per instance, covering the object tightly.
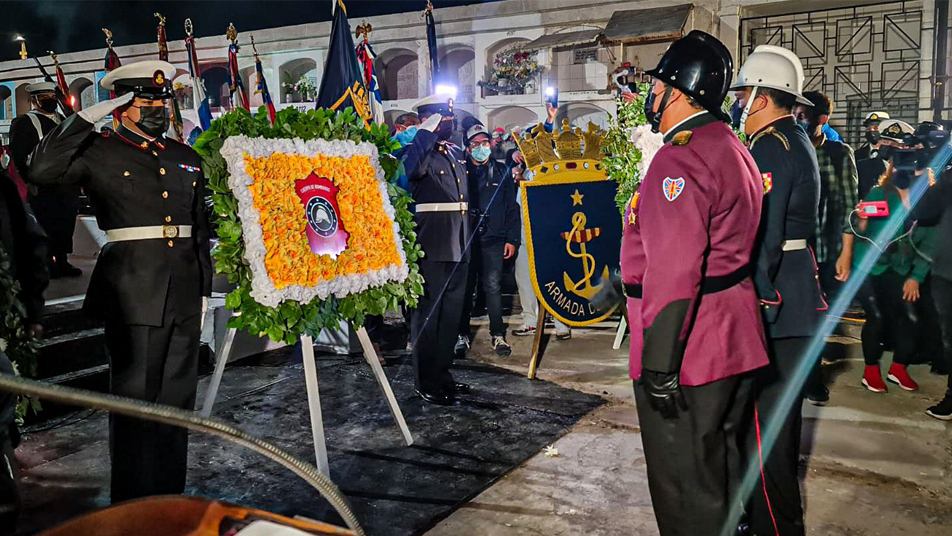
[226,24,249,111]
[251,36,275,125]
[103,28,121,99]
[156,13,169,61]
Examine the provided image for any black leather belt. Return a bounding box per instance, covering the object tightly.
[623,265,750,299]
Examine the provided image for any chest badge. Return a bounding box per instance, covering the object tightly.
[294,173,350,258]
[762,172,773,194]
[627,192,640,225]
[662,177,685,202]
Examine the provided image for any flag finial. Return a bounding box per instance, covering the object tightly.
[102,28,113,48]
[154,12,166,27]
[356,21,372,42]
[184,18,194,38]
[227,23,239,44]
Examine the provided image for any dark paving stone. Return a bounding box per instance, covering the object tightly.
[15,349,604,536]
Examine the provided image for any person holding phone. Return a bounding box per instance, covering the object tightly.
[848,124,937,393]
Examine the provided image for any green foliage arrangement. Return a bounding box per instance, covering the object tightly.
[193,106,424,344]
[601,83,651,215]
[0,244,41,422]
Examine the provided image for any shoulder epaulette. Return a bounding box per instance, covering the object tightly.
[672,130,693,146]
[749,126,789,151]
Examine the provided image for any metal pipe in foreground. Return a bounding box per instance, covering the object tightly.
[0,373,365,536]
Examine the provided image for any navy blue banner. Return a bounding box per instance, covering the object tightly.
[522,177,621,326]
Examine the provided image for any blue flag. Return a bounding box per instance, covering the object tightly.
[315,0,369,123]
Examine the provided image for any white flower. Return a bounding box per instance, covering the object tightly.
[633,124,663,176]
[219,135,409,308]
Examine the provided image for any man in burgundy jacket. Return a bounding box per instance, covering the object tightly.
[620,31,768,535]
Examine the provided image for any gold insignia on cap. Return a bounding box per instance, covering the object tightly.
[672,131,693,146]
[153,70,165,87]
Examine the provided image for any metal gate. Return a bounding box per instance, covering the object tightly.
[740,1,931,146]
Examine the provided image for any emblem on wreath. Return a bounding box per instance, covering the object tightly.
[295,172,350,258]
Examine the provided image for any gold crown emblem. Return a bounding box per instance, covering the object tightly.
[514,120,605,174]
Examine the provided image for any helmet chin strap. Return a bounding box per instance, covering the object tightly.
[739,86,759,136]
[650,85,674,134]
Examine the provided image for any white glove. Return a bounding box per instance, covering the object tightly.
[200,297,209,332]
[78,92,134,124]
[420,113,443,133]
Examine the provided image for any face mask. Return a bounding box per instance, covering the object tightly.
[37,97,58,113]
[866,131,881,145]
[797,120,812,135]
[393,126,418,147]
[435,117,456,141]
[470,145,491,162]
[878,145,893,161]
[134,105,169,138]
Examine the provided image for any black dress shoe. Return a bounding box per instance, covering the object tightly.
[415,389,455,406]
[453,382,471,394]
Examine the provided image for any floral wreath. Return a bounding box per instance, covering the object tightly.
[194,107,424,344]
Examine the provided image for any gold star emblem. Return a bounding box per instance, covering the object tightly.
[628,211,637,225]
[570,189,584,206]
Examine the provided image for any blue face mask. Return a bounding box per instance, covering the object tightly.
[470,145,492,162]
[393,126,419,147]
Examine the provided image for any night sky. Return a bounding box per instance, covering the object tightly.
[0,1,503,61]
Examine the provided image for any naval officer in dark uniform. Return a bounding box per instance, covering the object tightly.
[28,60,212,502]
[9,82,82,278]
[733,45,827,536]
[621,31,768,536]
[401,93,471,406]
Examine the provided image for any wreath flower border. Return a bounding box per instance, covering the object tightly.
[220,136,409,307]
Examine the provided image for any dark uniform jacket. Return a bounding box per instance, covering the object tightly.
[28,115,212,326]
[9,111,60,183]
[466,158,520,245]
[911,169,952,282]
[402,129,471,263]
[621,112,768,386]
[0,174,48,323]
[749,116,828,339]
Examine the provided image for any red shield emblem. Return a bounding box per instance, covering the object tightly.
[294,173,349,258]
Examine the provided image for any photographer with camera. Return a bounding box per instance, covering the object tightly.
[456,121,520,358]
[847,119,937,394]
[911,121,952,419]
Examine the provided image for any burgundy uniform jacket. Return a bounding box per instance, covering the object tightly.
[621,113,768,386]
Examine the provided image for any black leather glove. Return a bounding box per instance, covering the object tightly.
[590,274,623,314]
[641,369,688,420]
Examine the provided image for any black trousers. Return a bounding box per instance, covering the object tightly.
[104,284,200,503]
[459,239,506,337]
[747,337,809,536]
[634,373,754,536]
[932,276,952,392]
[412,260,468,393]
[29,187,79,263]
[857,270,918,366]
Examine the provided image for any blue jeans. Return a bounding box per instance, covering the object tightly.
[460,239,506,337]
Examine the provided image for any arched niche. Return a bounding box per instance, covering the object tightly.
[0,85,13,121]
[278,57,318,103]
[486,105,539,133]
[200,64,230,110]
[556,103,610,131]
[439,45,475,103]
[376,48,419,101]
[15,83,31,116]
[68,77,94,111]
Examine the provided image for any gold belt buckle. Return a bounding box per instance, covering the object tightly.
[162,225,179,239]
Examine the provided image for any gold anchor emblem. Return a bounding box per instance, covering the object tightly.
[561,212,610,300]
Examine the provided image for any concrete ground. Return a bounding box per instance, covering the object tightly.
[428,317,952,536]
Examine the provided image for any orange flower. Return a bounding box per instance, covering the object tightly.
[243,152,403,290]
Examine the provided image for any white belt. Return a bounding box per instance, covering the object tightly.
[782,239,808,252]
[416,202,469,213]
[105,225,193,242]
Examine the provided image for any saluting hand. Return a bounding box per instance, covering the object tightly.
[420,113,443,133]
[78,92,134,124]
